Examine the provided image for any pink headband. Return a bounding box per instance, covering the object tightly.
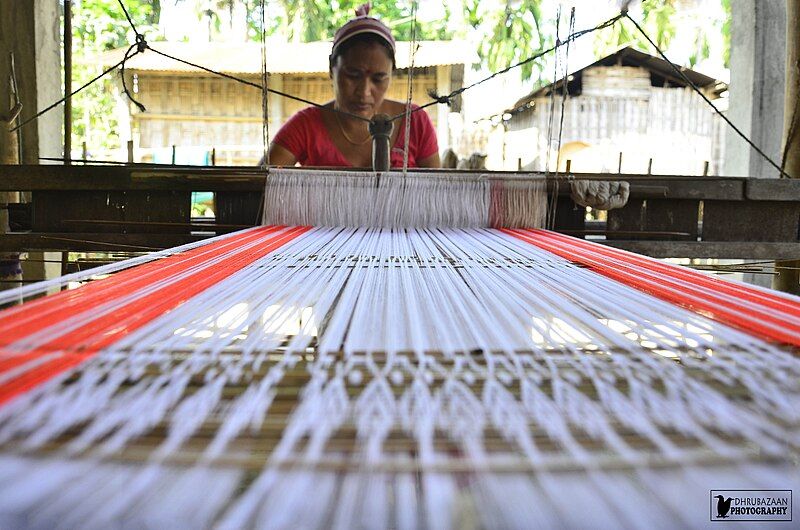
[331,3,396,58]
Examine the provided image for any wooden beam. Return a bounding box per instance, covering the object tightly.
[599,240,800,260]
[0,232,210,252]
[0,165,761,199]
[746,178,800,200]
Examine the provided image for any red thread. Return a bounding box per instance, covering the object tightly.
[0,226,310,406]
[504,228,800,346]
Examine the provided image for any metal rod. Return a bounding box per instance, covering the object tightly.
[64,0,72,165]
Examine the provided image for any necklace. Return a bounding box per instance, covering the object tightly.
[334,110,372,145]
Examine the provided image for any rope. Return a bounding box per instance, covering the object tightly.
[554,8,576,174]
[624,12,795,179]
[116,0,142,38]
[143,46,370,123]
[120,43,146,112]
[26,1,783,184]
[260,0,270,170]
[401,1,419,174]
[548,8,577,231]
[14,2,618,141]
[388,13,624,123]
[10,53,138,133]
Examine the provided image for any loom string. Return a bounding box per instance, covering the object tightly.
[402,0,419,175]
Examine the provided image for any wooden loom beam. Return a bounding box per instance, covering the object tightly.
[0,164,798,261]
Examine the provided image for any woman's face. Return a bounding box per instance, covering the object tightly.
[331,41,393,119]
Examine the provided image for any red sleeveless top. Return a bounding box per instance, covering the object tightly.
[273,105,438,168]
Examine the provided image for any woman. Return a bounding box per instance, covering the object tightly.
[268,4,440,168]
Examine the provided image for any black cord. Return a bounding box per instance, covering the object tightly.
[388,13,624,123]
[145,46,371,123]
[18,3,619,139]
[121,43,146,112]
[117,0,141,38]
[625,12,794,179]
[11,56,134,132]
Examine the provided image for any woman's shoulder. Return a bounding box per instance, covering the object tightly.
[382,99,422,115]
[293,106,325,122]
[278,106,326,137]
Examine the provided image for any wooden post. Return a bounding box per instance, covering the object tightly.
[60,251,69,278]
[127,140,134,163]
[703,160,710,176]
[617,152,623,173]
[647,158,653,175]
[565,159,572,173]
[171,145,177,165]
[63,0,72,164]
[211,147,216,166]
[0,68,22,293]
[81,141,87,160]
[773,0,800,294]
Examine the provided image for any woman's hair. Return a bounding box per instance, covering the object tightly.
[329,33,396,71]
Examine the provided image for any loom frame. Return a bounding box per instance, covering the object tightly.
[0,164,798,259]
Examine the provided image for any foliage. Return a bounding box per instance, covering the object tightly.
[594,0,730,70]
[594,0,678,56]
[252,0,544,80]
[467,0,548,81]
[720,0,730,68]
[70,0,160,155]
[264,1,452,43]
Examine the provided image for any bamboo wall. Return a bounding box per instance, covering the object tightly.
[504,66,726,175]
[130,69,439,165]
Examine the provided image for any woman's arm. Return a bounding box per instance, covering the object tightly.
[417,151,440,168]
[260,142,298,166]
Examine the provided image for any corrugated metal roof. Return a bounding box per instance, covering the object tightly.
[100,40,470,75]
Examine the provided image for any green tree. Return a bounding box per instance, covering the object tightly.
[720,0,730,68]
[69,0,160,156]
[269,1,452,43]
[594,0,678,56]
[144,1,548,80]
[466,0,547,81]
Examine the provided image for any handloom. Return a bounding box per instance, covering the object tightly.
[0,169,799,529]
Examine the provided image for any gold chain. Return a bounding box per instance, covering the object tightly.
[334,110,372,145]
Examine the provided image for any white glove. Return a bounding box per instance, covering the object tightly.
[569,180,630,210]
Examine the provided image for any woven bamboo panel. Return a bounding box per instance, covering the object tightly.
[133,70,440,164]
